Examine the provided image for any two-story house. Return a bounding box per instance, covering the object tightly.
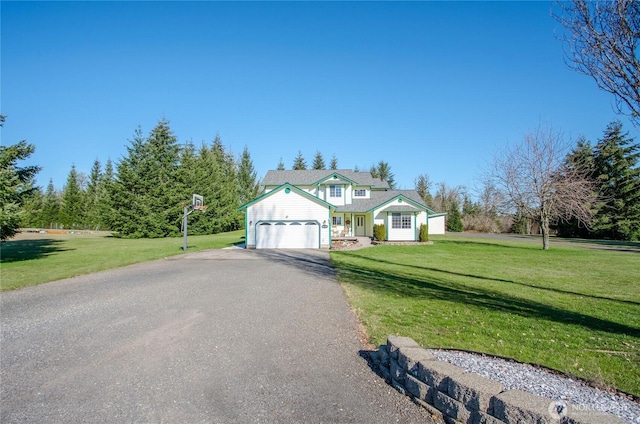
[238,169,446,249]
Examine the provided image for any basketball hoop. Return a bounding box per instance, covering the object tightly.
[183,194,206,252]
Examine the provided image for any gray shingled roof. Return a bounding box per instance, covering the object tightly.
[262,169,390,189]
[336,190,431,213]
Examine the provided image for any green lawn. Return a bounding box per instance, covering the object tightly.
[331,236,640,397]
[0,230,244,291]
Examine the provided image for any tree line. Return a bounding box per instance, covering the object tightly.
[2,117,638,245]
[414,120,639,246]
[16,118,260,238]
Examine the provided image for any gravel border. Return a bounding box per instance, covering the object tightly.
[428,349,640,423]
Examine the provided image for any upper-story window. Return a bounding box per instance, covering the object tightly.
[329,185,342,197]
[354,189,366,197]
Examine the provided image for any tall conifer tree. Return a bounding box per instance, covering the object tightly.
[591,121,640,240]
[312,151,326,170]
[292,151,307,170]
[238,146,259,205]
[60,165,83,229]
[112,119,181,237]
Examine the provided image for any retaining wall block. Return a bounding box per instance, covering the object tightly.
[398,347,436,377]
[492,389,560,423]
[414,398,446,423]
[563,405,625,424]
[471,410,506,424]
[447,372,504,414]
[419,360,466,391]
[390,358,405,384]
[387,335,421,360]
[434,391,472,423]
[405,374,436,403]
[379,363,391,382]
[379,344,390,367]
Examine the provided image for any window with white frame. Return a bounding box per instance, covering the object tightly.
[354,189,366,197]
[332,216,342,226]
[329,185,342,197]
[391,213,412,229]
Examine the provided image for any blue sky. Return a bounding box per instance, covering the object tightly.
[2,1,638,195]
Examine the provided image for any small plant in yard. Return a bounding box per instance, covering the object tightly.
[373,224,386,241]
[419,223,429,242]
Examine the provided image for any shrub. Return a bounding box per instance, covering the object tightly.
[419,223,429,242]
[373,224,386,241]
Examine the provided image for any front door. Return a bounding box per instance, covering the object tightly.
[355,215,365,236]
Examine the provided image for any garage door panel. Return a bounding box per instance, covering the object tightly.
[256,221,319,249]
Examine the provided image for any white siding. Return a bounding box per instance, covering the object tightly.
[324,184,346,206]
[387,213,416,241]
[352,187,370,200]
[246,189,330,248]
[428,215,446,235]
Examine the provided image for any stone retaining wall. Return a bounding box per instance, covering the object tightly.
[371,336,623,424]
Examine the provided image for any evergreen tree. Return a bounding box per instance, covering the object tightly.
[112,127,154,237]
[277,157,285,170]
[20,188,44,228]
[446,201,464,232]
[292,151,307,170]
[329,154,338,170]
[194,136,242,234]
[41,179,61,229]
[211,136,243,232]
[414,173,433,207]
[0,116,40,240]
[112,119,182,238]
[556,137,595,238]
[591,121,640,240]
[238,146,260,205]
[96,159,115,230]
[370,160,396,189]
[84,159,102,230]
[462,194,480,217]
[59,165,84,229]
[312,151,326,170]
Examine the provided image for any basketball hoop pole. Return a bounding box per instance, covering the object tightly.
[183,194,205,252]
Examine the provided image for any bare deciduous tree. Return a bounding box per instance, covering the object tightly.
[554,0,640,126]
[432,182,463,213]
[490,125,595,250]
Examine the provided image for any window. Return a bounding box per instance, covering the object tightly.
[391,213,412,229]
[329,185,342,197]
[354,189,366,197]
[332,216,342,226]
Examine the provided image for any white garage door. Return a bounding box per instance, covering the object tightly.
[256,221,320,249]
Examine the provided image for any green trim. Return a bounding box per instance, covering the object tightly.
[311,172,360,187]
[244,209,249,247]
[238,183,336,211]
[428,212,449,218]
[328,209,332,246]
[366,194,434,214]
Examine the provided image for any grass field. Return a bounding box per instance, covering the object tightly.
[331,235,640,397]
[0,230,244,291]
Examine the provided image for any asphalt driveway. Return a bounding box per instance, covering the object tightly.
[1,248,433,423]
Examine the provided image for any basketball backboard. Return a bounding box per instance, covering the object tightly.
[192,194,204,207]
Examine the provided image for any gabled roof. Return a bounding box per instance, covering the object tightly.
[262,169,390,189]
[238,183,336,211]
[336,190,436,214]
